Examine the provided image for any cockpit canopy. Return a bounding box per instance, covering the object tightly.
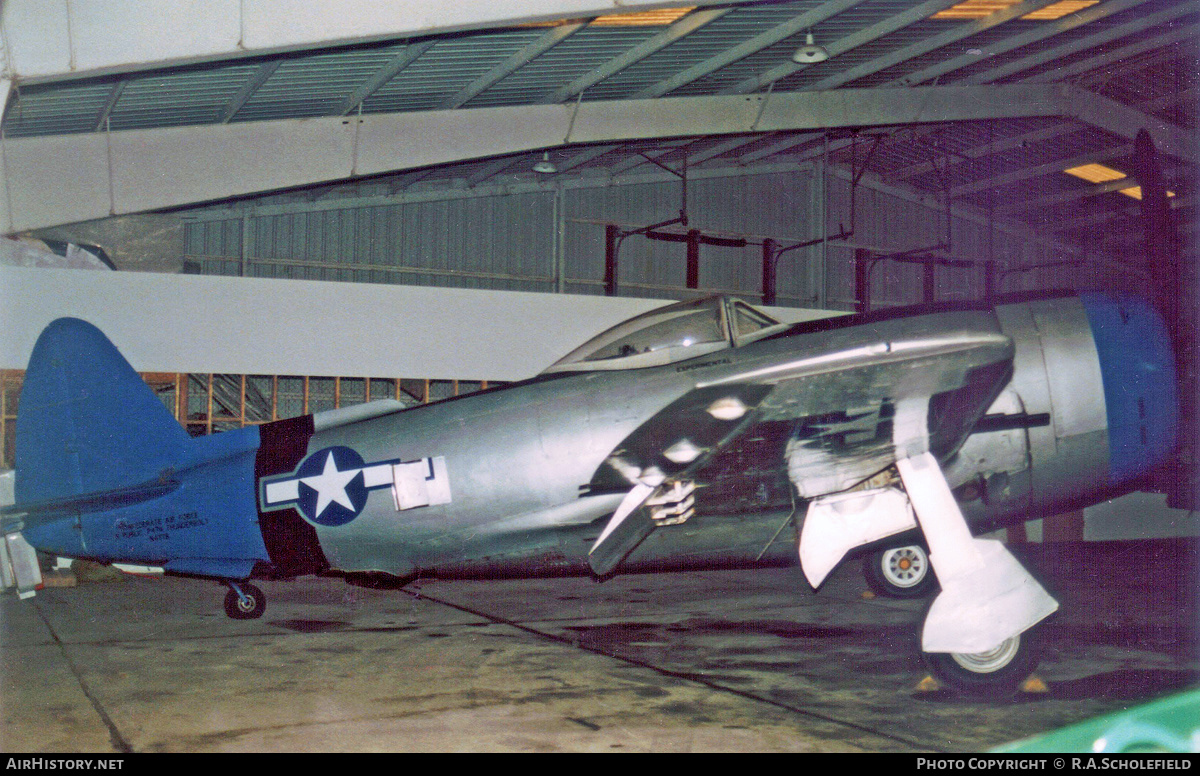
[542,296,786,374]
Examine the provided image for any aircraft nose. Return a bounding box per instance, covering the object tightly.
[1081,293,1178,483]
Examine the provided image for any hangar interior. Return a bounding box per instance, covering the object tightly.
[1,0,1198,754]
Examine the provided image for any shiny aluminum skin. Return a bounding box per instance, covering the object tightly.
[298,295,1135,581]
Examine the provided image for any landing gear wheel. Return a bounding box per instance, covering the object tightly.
[864,544,937,599]
[923,628,1043,699]
[223,583,266,620]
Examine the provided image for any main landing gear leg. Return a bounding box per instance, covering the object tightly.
[224,580,267,620]
[896,452,1057,698]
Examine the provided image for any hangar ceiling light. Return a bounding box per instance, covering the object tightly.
[1063,163,1176,200]
[933,0,1100,20]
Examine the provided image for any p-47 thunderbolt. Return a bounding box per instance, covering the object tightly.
[2,286,1181,696]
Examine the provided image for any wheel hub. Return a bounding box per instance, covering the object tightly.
[882,546,926,587]
[950,635,1021,674]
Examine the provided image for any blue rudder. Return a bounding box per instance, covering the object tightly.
[15,318,190,506]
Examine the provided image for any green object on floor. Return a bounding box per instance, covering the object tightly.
[996,689,1200,753]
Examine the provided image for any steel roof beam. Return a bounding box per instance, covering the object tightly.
[964,6,1198,85]
[759,0,1185,195]
[336,39,438,116]
[631,0,869,99]
[1075,44,1187,86]
[93,80,128,131]
[801,0,1064,92]
[686,134,780,166]
[725,0,964,96]
[893,0,1157,87]
[887,123,1084,183]
[729,0,1067,177]
[438,22,586,110]
[888,88,1197,182]
[537,7,732,104]
[996,170,1185,215]
[1020,25,1200,85]
[2,82,1184,233]
[466,156,524,186]
[1048,194,1191,233]
[736,132,825,165]
[609,134,764,176]
[1,0,736,86]
[948,144,1134,198]
[605,0,1068,174]
[219,60,282,124]
[553,144,625,174]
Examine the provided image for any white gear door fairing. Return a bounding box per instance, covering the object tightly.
[798,486,916,589]
[896,452,1058,654]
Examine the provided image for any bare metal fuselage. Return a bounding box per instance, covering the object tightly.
[303,297,1120,582]
[14,293,1167,591]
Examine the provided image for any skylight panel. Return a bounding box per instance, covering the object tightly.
[1063,163,1175,200]
[528,7,695,27]
[933,1,1100,20]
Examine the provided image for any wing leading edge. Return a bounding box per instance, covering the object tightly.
[588,310,1015,575]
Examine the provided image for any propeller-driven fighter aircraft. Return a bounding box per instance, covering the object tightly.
[2,287,1181,696]
[3,135,1189,698]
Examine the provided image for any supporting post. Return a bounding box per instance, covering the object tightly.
[762,238,778,306]
[176,373,187,425]
[553,186,567,294]
[855,248,872,314]
[924,258,936,304]
[206,374,214,435]
[686,229,700,289]
[605,223,619,297]
[240,209,252,278]
[0,372,7,469]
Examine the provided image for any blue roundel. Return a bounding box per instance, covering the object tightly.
[296,446,369,526]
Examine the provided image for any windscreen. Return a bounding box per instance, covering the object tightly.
[581,306,725,362]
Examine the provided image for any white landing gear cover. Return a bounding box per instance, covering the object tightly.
[896,452,1058,654]
[798,486,917,589]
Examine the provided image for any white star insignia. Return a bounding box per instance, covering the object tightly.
[300,451,360,518]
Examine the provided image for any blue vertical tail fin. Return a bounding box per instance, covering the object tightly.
[15,318,190,506]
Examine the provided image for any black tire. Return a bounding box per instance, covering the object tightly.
[223,583,266,620]
[864,544,937,599]
[923,627,1043,699]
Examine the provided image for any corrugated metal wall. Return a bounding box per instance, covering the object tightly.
[187,192,558,293]
[184,166,1086,310]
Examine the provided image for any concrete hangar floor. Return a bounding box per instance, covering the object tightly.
[2,539,1196,753]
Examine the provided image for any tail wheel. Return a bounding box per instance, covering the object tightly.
[864,544,937,599]
[923,627,1043,699]
[224,583,266,620]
